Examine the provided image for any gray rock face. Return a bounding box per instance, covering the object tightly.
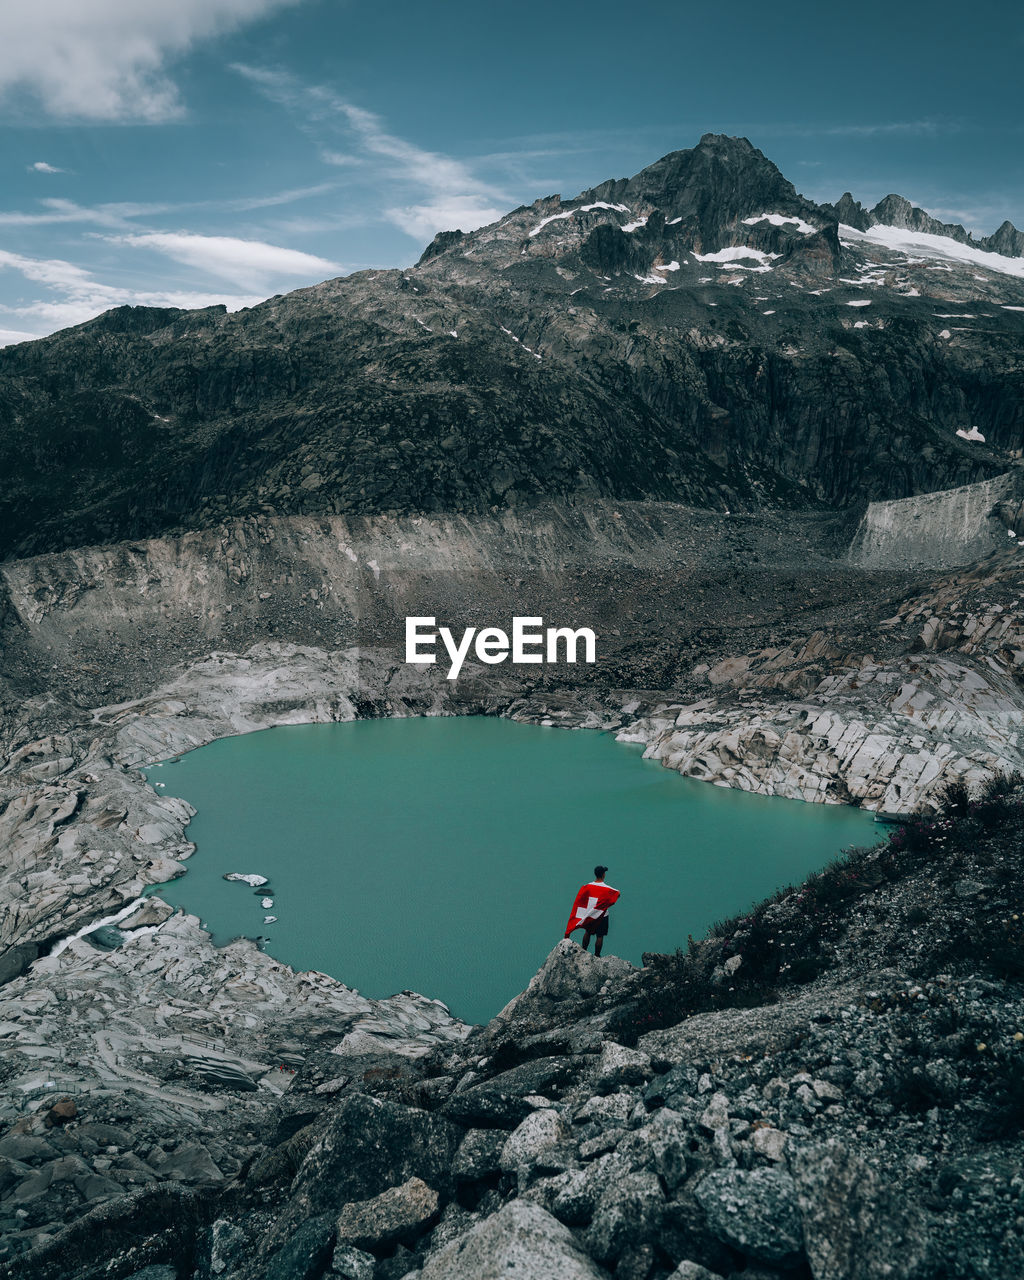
[263,1214,335,1280]
[419,1200,605,1280]
[335,1177,439,1251]
[695,1168,804,1266]
[493,940,636,1024]
[591,1041,652,1092]
[280,1096,461,1231]
[791,1142,934,1280]
[499,1110,568,1174]
[329,1243,375,1280]
[452,1129,506,1182]
[150,1143,222,1185]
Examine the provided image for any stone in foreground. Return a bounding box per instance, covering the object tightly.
[420,1200,605,1279]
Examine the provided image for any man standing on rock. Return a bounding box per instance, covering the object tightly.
[565,866,620,956]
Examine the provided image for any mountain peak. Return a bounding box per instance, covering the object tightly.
[573,134,815,251]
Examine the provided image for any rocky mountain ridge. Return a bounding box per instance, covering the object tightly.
[825,189,1024,258]
[1,134,1022,560]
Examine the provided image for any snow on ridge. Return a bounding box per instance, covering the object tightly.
[694,246,780,264]
[839,223,1024,280]
[742,213,817,235]
[693,246,780,274]
[621,216,649,233]
[528,201,631,237]
[846,300,872,307]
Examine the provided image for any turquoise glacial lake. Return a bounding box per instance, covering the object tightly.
[145,717,879,1025]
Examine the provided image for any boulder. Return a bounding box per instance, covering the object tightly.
[750,1126,787,1162]
[492,940,635,1025]
[644,1062,700,1110]
[0,940,40,986]
[420,1200,605,1280]
[443,1056,582,1128]
[791,1141,935,1279]
[44,1097,77,1127]
[281,1095,461,1227]
[667,1264,724,1280]
[74,1171,123,1201]
[616,1108,691,1190]
[330,1243,376,1280]
[264,1214,335,1280]
[152,1142,223,1184]
[551,1152,631,1226]
[499,1109,568,1174]
[695,1167,804,1267]
[583,1168,665,1265]
[592,1041,652,1092]
[118,899,175,929]
[0,1154,32,1196]
[452,1129,506,1182]
[335,1177,440,1250]
[0,1133,57,1164]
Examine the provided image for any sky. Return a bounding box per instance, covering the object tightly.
[0,0,1021,345]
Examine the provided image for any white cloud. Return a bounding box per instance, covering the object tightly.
[321,150,361,168]
[0,198,146,227]
[30,160,64,174]
[0,184,338,230]
[0,0,300,121]
[0,326,43,347]
[0,247,266,341]
[386,198,507,242]
[109,231,340,289]
[234,65,510,241]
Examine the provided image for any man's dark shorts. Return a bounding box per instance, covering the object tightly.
[585,916,609,937]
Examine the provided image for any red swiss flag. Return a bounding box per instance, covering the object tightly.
[565,881,620,935]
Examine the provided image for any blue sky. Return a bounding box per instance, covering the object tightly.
[0,0,1021,344]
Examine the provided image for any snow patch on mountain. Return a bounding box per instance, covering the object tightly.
[694,246,780,273]
[743,213,817,235]
[528,202,631,237]
[840,224,1024,279]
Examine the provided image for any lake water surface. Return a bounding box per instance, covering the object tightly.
[145,717,879,1025]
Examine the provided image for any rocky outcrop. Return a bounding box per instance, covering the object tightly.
[848,470,1024,569]
[619,631,1024,811]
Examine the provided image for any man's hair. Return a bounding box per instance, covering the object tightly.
[594,865,608,878]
